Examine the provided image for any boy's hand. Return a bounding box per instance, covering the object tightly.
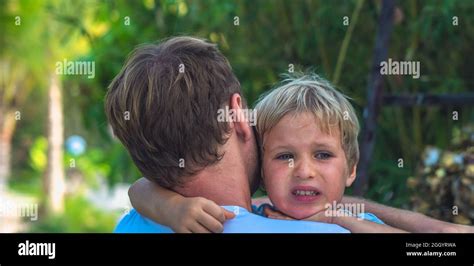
[128,178,235,233]
[264,205,333,222]
[332,215,408,233]
[263,205,337,223]
[169,196,235,233]
[263,206,294,220]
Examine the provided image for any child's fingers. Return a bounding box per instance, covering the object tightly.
[174,227,192,233]
[190,221,212,233]
[198,212,225,233]
[264,207,293,220]
[202,201,228,223]
[223,209,235,220]
[268,214,293,220]
[263,206,282,217]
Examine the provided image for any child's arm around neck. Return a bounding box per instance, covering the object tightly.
[129,177,234,233]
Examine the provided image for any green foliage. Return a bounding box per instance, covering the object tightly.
[4,0,474,224]
[8,177,42,198]
[8,136,47,198]
[28,196,119,233]
[29,137,48,173]
[64,142,141,188]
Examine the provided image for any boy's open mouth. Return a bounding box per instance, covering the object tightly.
[291,186,322,202]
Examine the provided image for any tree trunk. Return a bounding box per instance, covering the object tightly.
[354,0,395,196]
[43,72,65,214]
[0,109,16,192]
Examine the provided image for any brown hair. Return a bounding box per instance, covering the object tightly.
[105,36,241,188]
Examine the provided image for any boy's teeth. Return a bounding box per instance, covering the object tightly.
[295,190,317,196]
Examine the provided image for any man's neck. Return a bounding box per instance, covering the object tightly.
[175,160,253,211]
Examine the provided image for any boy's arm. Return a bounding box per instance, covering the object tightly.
[129,177,234,233]
[332,215,407,233]
[262,205,406,232]
[342,196,474,233]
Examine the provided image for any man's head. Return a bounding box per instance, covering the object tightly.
[105,37,258,195]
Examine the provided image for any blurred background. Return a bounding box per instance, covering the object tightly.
[0,0,473,232]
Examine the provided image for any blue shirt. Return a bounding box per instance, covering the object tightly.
[114,206,350,233]
[252,204,384,225]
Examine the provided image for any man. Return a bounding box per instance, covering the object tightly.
[106,36,473,233]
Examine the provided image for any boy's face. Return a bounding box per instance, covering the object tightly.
[262,111,356,220]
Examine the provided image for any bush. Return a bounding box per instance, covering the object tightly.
[29,196,120,233]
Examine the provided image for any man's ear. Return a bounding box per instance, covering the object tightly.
[229,93,252,141]
[345,164,357,187]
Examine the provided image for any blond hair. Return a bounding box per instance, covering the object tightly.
[254,73,360,169]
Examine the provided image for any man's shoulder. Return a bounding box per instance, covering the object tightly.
[114,209,173,233]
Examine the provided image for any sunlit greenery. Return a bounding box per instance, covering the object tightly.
[2,0,473,231]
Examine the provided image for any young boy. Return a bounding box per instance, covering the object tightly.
[128,73,405,233]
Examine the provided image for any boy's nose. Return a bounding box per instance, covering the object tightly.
[293,157,317,180]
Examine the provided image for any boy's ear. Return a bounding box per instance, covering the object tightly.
[345,164,357,187]
[229,93,252,141]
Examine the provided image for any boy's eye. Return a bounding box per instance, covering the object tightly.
[315,152,332,160]
[276,153,293,160]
